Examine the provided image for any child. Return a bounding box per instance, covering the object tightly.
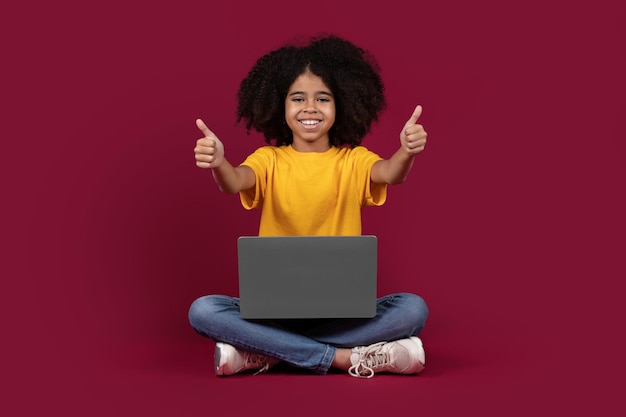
[189,34,429,378]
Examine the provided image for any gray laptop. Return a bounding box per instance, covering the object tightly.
[237,235,377,319]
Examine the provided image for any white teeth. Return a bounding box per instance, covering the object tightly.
[300,120,320,125]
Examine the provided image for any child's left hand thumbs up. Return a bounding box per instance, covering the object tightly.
[400,105,428,155]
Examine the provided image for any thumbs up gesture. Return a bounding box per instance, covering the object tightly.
[400,105,428,156]
[194,119,225,168]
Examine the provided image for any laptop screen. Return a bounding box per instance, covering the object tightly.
[237,235,378,319]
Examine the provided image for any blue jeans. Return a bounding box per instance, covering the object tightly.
[188,292,428,374]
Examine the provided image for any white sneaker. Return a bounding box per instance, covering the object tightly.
[348,337,425,378]
[214,343,280,376]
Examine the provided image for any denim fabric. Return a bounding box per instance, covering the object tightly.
[188,292,428,374]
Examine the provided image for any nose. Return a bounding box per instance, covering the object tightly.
[303,99,318,112]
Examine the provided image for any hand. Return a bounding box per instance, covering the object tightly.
[194,119,225,169]
[399,105,428,156]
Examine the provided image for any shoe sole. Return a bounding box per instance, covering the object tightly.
[409,336,426,372]
[215,342,226,375]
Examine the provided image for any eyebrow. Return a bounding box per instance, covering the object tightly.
[288,90,334,97]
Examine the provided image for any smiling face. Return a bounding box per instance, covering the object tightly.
[285,71,336,152]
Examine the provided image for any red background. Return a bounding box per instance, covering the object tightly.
[3,0,625,415]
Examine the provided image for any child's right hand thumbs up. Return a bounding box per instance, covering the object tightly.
[399,105,427,156]
[194,119,225,168]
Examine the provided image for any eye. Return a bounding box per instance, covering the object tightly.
[291,97,305,102]
[317,97,332,103]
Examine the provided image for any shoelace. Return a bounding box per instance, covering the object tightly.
[348,341,389,378]
[243,352,273,375]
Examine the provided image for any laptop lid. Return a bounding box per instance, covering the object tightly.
[237,235,377,319]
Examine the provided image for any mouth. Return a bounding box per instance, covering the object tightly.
[299,119,322,130]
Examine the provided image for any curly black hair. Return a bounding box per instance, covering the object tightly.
[236,34,386,147]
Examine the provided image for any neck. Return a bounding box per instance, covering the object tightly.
[291,138,331,153]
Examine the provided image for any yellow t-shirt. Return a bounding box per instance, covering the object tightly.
[240,145,387,236]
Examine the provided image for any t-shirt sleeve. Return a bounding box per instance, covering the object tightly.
[238,147,270,210]
[355,147,387,207]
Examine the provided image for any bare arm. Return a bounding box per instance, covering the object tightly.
[371,105,428,185]
[194,119,256,194]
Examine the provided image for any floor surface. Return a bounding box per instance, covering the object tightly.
[7,310,622,417]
